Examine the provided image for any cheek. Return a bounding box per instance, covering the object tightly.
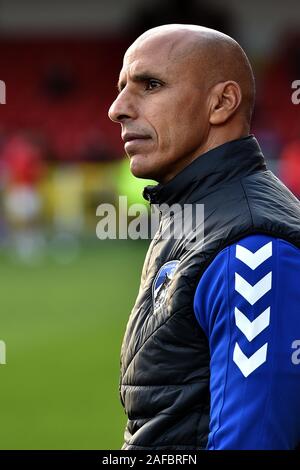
[173,97,207,144]
[149,104,183,152]
[144,112,172,154]
[144,92,206,156]
[159,109,200,153]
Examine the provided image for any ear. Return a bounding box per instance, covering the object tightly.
[208,81,242,125]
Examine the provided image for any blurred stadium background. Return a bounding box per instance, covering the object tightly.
[0,0,299,449]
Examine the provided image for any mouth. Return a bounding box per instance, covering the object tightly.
[122,133,152,153]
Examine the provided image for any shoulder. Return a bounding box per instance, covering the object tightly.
[196,234,300,449]
[194,234,300,337]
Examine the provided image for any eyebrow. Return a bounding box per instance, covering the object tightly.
[117,71,164,92]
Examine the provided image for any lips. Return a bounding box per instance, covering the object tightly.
[122,133,151,154]
[122,133,151,144]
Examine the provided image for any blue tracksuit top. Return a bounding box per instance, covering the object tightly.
[193,234,300,450]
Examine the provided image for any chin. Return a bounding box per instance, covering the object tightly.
[129,155,154,180]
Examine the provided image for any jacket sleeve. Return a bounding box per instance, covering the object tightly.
[193,234,300,449]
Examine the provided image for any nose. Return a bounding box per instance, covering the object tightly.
[108,89,137,123]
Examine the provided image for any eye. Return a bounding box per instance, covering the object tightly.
[145,79,162,91]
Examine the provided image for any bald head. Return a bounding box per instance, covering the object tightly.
[126,24,255,126]
[109,24,256,183]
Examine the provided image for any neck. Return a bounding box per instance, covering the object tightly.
[160,126,249,184]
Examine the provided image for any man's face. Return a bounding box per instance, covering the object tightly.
[108,34,210,183]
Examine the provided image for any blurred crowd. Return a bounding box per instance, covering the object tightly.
[0,2,299,261]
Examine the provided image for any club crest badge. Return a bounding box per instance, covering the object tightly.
[152,260,179,310]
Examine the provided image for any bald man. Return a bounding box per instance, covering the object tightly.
[109,25,300,450]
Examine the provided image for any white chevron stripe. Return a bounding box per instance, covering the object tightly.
[236,242,272,270]
[233,342,268,377]
[234,307,270,341]
[235,272,272,305]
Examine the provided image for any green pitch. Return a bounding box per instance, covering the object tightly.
[0,240,148,449]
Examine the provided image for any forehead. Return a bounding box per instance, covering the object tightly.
[120,34,189,78]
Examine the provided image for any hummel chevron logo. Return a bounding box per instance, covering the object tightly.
[235,272,272,305]
[236,242,272,270]
[233,342,268,377]
[234,307,270,341]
